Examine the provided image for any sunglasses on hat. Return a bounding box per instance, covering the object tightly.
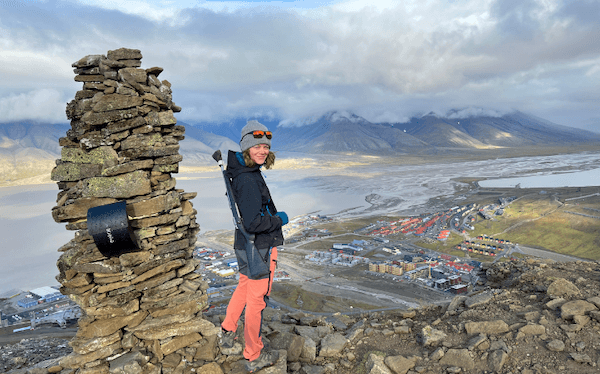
[244,130,272,139]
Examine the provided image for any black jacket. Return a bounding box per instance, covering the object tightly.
[225,150,284,250]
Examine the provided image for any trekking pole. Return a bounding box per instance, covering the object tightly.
[212,150,243,231]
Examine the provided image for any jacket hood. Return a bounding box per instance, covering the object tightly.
[226,150,260,179]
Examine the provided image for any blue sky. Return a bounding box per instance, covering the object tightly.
[0,0,599,131]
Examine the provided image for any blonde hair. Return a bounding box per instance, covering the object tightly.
[242,150,276,169]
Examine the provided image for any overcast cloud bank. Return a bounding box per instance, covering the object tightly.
[0,0,598,131]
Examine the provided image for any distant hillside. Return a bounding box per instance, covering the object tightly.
[399,111,600,149]
[0,122,69,186]
[2,109,599,185]
[177,122,238,165]
[0,121,67,155]
[273,112,427,154]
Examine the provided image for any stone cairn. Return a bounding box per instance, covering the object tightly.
[51,48,221,374]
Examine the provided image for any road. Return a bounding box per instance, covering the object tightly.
[0,325,77,346]
[277,239,444,310]
[513,244,588,262]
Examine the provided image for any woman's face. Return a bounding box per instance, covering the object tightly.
[249,144,270,165]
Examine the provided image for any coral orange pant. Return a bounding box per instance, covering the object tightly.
[222,247,277,361]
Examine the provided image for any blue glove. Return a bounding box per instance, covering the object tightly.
[276,211,289,226]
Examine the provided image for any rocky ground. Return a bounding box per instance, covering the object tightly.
[3,257,600,374]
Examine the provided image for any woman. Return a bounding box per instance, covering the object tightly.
[219,120,288,373]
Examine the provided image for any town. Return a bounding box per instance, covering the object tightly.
[192,196,523,312]
[0,287,80,332]
[1,196,523,328]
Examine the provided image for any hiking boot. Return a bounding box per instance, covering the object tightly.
[245,350,279,373]
[219,328,237,348]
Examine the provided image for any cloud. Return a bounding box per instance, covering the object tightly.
[446,107,507,119]
[355,109,410,124]
[0,0,598,129]
[0,89,68,123]
[73,0,182,23]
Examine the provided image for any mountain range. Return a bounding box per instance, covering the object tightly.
[1,110,599,185]
[189,110,600,155]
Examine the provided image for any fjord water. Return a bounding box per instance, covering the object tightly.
[1,151,599,294]
[478,168,599,188]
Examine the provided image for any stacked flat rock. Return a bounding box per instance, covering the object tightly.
[51,48,220,374]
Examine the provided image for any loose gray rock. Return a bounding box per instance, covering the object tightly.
[570,352,592,364]
[489,340,511,354]
[365,353,393,374]
[419,325,447,346]
[466,334,487,350]
[547,278,580,298]
[488,350,508,372]
[516,324,545,339]
[319,333,348,357]
[546,339,566,352]
[324,316,349,331]
[465,292,494,308]
[345,319,366,341]
[295,325,320,343]
[447,296,467,312]
[384,355,419,374]
[464,320,509,335]
[439,349,474,370]
[301,337,317,361]
[561,300,597,320]
[300,364,327,374]
[545,297,567,310]
[429,348,445,361]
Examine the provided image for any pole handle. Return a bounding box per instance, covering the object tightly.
[212,150,224,167]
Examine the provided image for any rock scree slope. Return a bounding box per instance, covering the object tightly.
[3,258,600,374]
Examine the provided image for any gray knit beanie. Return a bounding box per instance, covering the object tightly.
[239,120,271,152]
